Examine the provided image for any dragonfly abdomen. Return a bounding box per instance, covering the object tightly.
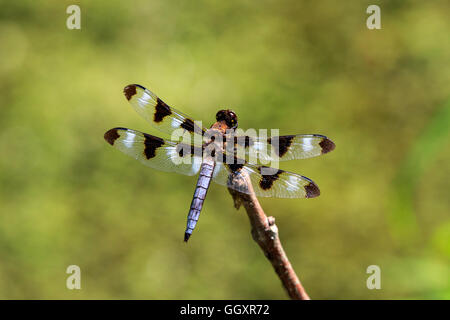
[184,159,215,242]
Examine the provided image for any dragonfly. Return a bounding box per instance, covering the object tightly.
[104,84,335,242]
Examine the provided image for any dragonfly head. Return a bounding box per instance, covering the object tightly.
[216,109,238,129]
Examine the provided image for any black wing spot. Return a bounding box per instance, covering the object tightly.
[154,98,172,123]
[104,128,121,146]
[268,135,294,157]
[123,85,137,101]
[143,134,165,159]
[319,138,335,154]
[180,118,195,132]
[258,166,282,190]
[305,182,320,198]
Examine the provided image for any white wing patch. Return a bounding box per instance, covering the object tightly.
[171,117,182,128]
[302,137,314,152]
[123,131,135,149]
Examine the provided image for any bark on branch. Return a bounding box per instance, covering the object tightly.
[227,171,310,300]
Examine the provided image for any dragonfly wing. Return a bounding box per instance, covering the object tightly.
[233,134,335,161]
[123,84,205,139]
[104,127,203,176]
[212,161,320,198]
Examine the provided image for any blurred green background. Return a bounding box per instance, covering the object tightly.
[0,0,449,299]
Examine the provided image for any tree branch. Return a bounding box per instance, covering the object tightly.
[227,171,310,300]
